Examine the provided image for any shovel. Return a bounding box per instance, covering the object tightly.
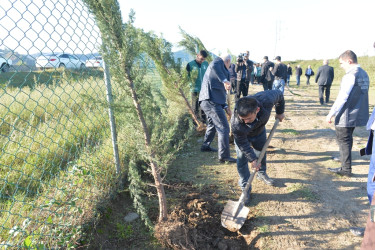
[221,118,280,232]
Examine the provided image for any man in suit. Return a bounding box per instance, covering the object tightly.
[295,65,302,86]
[199,55,236,163]
[260,56,274,91]
[315,59,334,105]
[286,63,292,86]
[326,50,369,177]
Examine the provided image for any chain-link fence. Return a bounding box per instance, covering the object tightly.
[0,0,122,248]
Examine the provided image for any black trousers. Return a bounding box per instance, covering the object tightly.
[335,126,355,172]
[262,80,273,91]
[235,79,249,102]
[318,85,331,104]
[306,75,311,85]
[192,92,206,123]
[230,78,237,94]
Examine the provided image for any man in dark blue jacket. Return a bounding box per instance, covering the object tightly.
[260,56,274,90]
[231,90,285,199]
[327,50,369,176]
[199,55,236,163]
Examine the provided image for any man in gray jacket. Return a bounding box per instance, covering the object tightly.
[315,59,334,105]
[199,55,236,163]
[231,90,285,199]
[326,50,369,176]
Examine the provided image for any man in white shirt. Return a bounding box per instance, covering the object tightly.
[326,50,369,176]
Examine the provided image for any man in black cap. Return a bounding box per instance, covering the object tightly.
[260,56,274,91]
[271,56,287,94]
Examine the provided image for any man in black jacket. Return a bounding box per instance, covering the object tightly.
[271,56,287,94]
[315,59,334,105]
[231,90,285,200]
[295,65,302,86]
[260,56,274,91]
[286,64,292,86]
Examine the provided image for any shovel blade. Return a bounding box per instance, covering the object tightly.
[221,200,250,232]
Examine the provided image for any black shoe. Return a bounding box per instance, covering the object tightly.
[328,167,352,177]
[256,172,275,186]
[218,157,236,163]
[331,156,340,162]
[350,227,365,237]
[201,146,218,152]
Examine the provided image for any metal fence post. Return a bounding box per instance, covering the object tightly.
[103,60,121,175]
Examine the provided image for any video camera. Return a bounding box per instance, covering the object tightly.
[237,53,247,62]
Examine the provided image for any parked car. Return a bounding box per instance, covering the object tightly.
[0,56,12,72]
[85,56,103,68]
[35,53,85,70]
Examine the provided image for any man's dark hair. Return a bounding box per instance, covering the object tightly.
[339,50,357,63]
[199,50,208,58]
[237,97,258,116]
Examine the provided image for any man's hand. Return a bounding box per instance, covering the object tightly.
[326,115,333,123]
[251,160,261,171]
[225,107,232,117]
[275,113,285,122]
[224,81,231,91]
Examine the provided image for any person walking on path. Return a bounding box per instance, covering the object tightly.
[326,50,369,176]
[260,56,274,91]
[315,59,334,105]
[231,90,285,201]
[305,65,314,85]
[295,65,302,86]
[186,50,209,123]
[286,63,292,86]
[271,56,287,94]
[199,54,236,163]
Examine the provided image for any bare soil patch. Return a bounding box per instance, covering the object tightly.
[155,188,247,249]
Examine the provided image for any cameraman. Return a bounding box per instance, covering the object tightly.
[235,52,253,102]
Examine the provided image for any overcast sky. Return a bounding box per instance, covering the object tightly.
[119,0,375,61]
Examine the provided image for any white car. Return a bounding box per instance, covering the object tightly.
[85,56,103,68]
[36,53,85,70]
[0,56,12,72]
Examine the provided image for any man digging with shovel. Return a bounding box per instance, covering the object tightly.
[231,90,285,203]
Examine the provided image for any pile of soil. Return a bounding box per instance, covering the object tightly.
[155,191,247,250]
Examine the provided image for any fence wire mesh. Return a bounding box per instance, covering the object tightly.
[0,0,120,248]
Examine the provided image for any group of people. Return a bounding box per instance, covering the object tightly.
[186,48,375,246]
[187,50,286,197]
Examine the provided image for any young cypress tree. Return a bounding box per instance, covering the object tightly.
[143,32,206,131]
[83,0,168,222]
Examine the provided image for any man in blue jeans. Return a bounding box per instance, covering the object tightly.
[271,56,287,94]
[231,90,285,201]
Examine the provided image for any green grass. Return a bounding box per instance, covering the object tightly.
[279,129,300,136]
[0,75,117,247]
[287,183,318,201]
[0,68,103,88]
[0,68,192,248]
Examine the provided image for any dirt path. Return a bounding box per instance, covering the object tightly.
[164,84,371,249]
